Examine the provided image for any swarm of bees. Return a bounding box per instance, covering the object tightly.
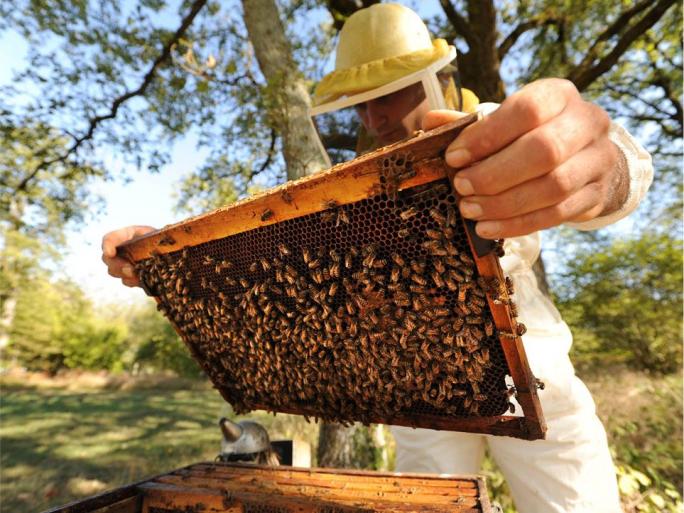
[135,172,523,426]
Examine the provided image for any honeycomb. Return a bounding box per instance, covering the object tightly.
[134,161,521,428]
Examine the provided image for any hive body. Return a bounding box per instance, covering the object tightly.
[119,116,546,440]
[44,463,495,513]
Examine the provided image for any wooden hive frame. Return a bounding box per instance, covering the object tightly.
[43,462,495,513]
[118,115,546,440]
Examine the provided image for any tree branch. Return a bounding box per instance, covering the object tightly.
[439,0,477,48]
[325,0,381,31]
[497,15,561,60]
[651,77,683,134]
[14,0,209,193]
[257,129,278,174]
[568,0,677,91]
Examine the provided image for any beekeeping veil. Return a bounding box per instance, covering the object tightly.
[310,3,479,165]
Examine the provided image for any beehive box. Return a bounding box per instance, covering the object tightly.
[118,115,546,440]
[43,462,495,513]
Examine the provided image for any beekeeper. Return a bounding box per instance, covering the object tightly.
[102,3,654,512]
[309,4,652,513]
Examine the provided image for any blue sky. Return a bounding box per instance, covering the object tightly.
[1,27,196,304]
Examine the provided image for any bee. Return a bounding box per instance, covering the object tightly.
[431,270,445,288]
[428,207,446,226]
[425,229,442,240]
[391,253,405,267]
[508,402,516,414]
[308,258,321,270]
[479,347,490,365]
[505,276,515,295]
[390,267,401,283]
[336,209,350,226]
[317,209,336,223]
[446,206,457,227]
[469,286,486,302]
[411,274,427,286]
[399,207,417,220]
[499,330,517,339]
[372,258,387,269]
[516,322,527,336]
[225,276,237,287]
[423,240,448,256]
[395,293,410,307]
[260,257,271,271]
[457,285,468,304]
[484,318,494,337]
[345,301,356,316]
[239,277,250,288]
[410,260,425,273]
[261,208,274,221]
[433,259,446,274]
[280,189,294,204]
[459,253,474,266]
[323,199,338,209]
[329,249,340,262]
[397,228,411,238]
[344,252,354,269]
[277,243,291,256]
[203,255,214,265]
[444,240,459,256]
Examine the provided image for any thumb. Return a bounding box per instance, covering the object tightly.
[422,110,471,131]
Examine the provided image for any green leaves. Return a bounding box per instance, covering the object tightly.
[556,230,683,374]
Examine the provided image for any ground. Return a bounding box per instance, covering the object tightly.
[0,367,680,512]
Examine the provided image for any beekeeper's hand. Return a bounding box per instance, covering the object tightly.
[424,78,627,239]
[101,225,156,287]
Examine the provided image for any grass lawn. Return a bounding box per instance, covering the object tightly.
[0,373,318,512]
[1,368,681,512]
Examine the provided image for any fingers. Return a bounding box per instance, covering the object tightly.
[474,182,604,239]
[452,99,609,197]
[101,225,156,287]
[461,138,616,238]
[121,277,141,288]
[445,78,580,168]
[422,110,471,131]
[101,225,156,258]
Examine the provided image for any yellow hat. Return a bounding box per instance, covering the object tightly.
[314,4,450,104]
[313,3,478,113]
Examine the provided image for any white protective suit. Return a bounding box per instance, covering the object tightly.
[391,118,654,513]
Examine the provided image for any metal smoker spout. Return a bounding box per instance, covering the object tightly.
[217,417,279,466]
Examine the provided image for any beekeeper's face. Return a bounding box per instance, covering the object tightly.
[354,83,430,147]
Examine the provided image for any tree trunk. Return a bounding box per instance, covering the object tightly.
[460,0,506,102]
[0,295,16,349]
[241,0,357,468]
[241,0,329,180]
[317,423,357,468]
